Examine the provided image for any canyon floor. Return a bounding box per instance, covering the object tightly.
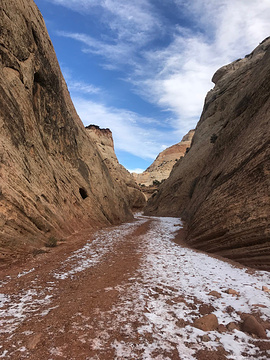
[0,214,270,360]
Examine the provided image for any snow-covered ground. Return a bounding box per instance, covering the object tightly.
[0,217,146,332]
[85,214,270,359]
[0,214,269,359]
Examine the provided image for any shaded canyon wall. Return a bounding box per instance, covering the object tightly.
[145,38,270,271]
[0,0,134,261]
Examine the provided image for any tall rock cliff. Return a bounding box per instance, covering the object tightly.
[145,38,270,271]
[133,130,194,186]
[0,0,134,261]
[85,125,146,210]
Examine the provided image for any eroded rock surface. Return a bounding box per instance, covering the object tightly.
[145,38,270,271]
[85,125,146,210]
[133,130,194,186]
[0,0,133,262]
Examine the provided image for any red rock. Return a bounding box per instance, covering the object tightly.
[217,324,227,333]
[225,289,239,296]
[208,291,222,299]
[0,0,142,259]
[193,314,219,331]
[262,286,270,292]
[199,304,216,315]
[242,315,267,339]
[201,335,211,342]
[85,125,146,210]
[27,333,42,350]
[133,130,194,187]
[226,322,240,331]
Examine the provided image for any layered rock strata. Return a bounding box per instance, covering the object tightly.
[0,0,134,261]
[85,125,146,210]
[145,38,270,271]
[133,130,194,186]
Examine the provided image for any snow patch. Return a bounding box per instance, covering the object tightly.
[87,214,270,359]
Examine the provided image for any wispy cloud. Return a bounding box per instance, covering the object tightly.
[60,66,101,95]
[49,0,160,44]
[68,80,100,94]
[147,0,270,127]
[47,0,270,162]
[72,97,178,160]
[54,0,270,128]
[58,31,136,67]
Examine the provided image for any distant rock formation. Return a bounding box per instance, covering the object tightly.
[133,130,194,187]
[85,125,146,210]
[0,0,134,262]
[145,38,270,271]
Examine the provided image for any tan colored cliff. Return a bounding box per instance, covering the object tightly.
[145,38,270,271]
[85,125,146,210]
[133,130,194,186]
[0,0,134,262]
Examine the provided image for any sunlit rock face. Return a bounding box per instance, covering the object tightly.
[133,130,194,187]
[85,125,146,210]
[145,38,270,271]
[0,0,134,261]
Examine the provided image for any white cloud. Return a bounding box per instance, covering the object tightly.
[136,0,270,130]
[48,0,270,162]
[127,168,145,174]
[68,80,100,94]
[55,0,270,135]
[72,97,177,160]
[50,0,160,44]
[60,66,101,94]
[58,31,136,66]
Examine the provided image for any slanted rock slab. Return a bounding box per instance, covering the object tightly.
[242,315,267,339]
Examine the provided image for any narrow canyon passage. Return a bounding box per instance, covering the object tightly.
[0,214,270,359]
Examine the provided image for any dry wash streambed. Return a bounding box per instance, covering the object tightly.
[0,214,270,359]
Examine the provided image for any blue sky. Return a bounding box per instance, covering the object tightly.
[35,0,270,172]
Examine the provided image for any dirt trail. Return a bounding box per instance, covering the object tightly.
[0,214,270,359]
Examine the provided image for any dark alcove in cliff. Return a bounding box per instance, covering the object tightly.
[79,187,88,200]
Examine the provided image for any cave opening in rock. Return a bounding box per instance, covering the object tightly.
[79,187,88,199]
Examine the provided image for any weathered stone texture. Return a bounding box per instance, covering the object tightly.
[133,130,194,186]
[145,38,270,271]
[85,125,146,210]
[0,0,133,261]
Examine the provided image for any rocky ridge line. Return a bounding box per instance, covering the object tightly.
[133,130,194,187]
[85,125,146,210]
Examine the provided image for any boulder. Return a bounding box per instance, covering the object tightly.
[193,314,219,331]
[242,315,267,339]
[225,289,240,296]
[226,322,240,331]
[208,291,222,299]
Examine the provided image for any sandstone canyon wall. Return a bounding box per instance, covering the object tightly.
[133,130,194,187]
[85,125,146,210]
[145,38,270,271]
[0,0,134,261]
